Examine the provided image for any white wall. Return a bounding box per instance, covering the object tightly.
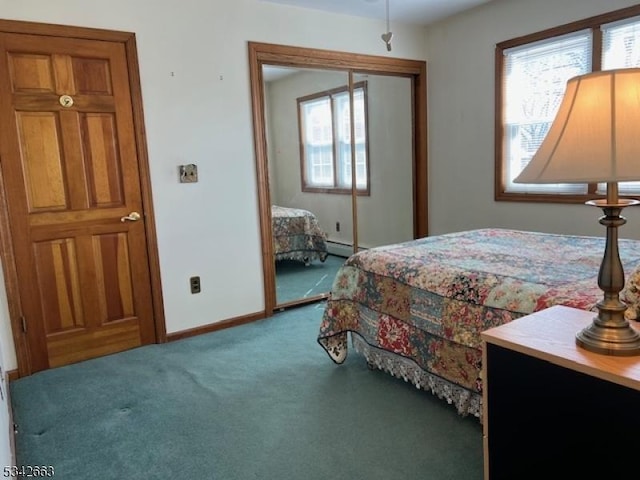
[0,0,427,371]
[425,0,640,238]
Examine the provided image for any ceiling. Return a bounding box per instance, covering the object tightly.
[260,0,493,26]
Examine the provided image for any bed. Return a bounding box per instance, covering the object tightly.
[271,205,328,265]
[317,228,640,419]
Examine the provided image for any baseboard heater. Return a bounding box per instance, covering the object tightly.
[326,240,369,258]
[326,240,354,258]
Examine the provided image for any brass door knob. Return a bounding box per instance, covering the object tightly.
[120,212,141,222]
[59,95,74,108]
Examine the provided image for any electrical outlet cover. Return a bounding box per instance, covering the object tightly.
[179,164,198,183]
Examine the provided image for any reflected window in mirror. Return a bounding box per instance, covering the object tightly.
[298,82,370,195]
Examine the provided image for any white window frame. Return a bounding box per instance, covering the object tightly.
[298,82,369,195]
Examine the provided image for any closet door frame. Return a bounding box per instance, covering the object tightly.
[248,42,428,315]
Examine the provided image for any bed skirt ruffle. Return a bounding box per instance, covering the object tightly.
[351,334,482,420]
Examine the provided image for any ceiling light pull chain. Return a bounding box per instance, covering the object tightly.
[381,0,393,52]
[386,0,390,32]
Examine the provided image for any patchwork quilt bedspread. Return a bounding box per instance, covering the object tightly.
[272,205,328,264]
[317,228,640,418]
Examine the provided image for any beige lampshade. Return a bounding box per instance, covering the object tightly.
[514,68,640,184]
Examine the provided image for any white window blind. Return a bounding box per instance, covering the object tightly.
[300,85,368,191]
[334,89,367,189]
[599,16,640,194]
[503,30,592,194]
[301,97,334,187]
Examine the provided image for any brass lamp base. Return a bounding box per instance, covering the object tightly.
[576,316,640,356]
[578,195,640,356]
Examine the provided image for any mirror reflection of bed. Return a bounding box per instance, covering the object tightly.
[271,204,343,305]
[262,62,415,308]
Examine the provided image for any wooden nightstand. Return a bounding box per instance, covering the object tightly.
[481,305,640,480]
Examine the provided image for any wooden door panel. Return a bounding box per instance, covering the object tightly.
[91,232,135,323]
[0,30,158,372]
[33,238,84,333]
[16,112,68,211]
[7,52,56,93]
[83,113,125,207]
[72,57,112,95]
[59,110,90,210]
[33,233,140,330]
[47,320,140,368]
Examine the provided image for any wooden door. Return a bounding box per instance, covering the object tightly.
[0,30,159,372]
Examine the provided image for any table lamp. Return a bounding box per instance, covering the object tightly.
[514,68,640,356]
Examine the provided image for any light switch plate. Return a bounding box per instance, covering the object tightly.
[179,164,198,183]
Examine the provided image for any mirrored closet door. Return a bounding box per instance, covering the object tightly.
[352,72,414,251]
[248,42,428,315]
[263,66,353,306]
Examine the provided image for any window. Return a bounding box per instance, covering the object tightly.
[600,16,640,195]
[298,82,369,194]
[496,6,640,202]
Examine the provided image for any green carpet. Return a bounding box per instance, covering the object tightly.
[10,302,483,479]
[276,254,345,304]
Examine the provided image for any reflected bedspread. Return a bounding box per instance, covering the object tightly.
[272,205,328,265]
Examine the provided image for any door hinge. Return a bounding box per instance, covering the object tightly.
[20,316,26,333]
